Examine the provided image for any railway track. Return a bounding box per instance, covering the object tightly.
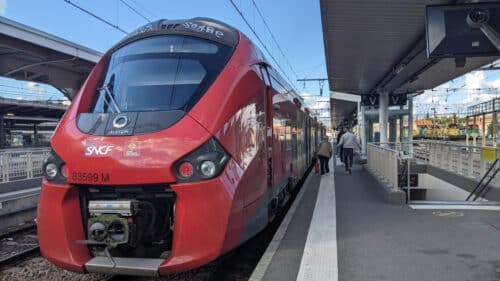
[0,224,40,269]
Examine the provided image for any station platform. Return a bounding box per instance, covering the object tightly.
[249,155,500,281]
[0,178,41,229]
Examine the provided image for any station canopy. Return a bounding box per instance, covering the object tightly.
[321,0,500,127]
[0,16,102,99]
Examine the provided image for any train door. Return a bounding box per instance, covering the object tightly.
[305,114,312,165]
[259,65,274,194]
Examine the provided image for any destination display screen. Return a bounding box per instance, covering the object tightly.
[116,17,240,50]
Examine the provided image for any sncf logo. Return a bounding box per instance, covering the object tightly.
[85,146,114,157]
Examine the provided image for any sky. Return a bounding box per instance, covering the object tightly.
[0,0,331,123]
[413,65,500,120]
[1,0,499,126]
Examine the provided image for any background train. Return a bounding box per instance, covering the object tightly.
[413,122,476,140]
[37,18,326,276]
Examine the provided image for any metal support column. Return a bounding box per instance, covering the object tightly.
[473,116,478,146]
[466,116,470,146]
[0,116,4,149]
[399,115,405,142]
[493,111,497,147]
[360,105,367,156]
[389,117,397,142]
[482,113,486,146]
[33,124,38,146]
[379,91,389,144]
[368,119,374,142]
[408,97,414,154]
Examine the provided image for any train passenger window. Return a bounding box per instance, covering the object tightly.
[91,35,232,113]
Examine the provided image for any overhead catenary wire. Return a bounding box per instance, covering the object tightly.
[64,0,128,34]
[228,0,296,89]
[430,86,500,93]
[251,0,299,81]
[119,0,151,22]
[128,0,158,20]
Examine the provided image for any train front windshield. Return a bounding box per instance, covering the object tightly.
[91,35,232,113]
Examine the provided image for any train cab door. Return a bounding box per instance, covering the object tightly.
[259,65,273,191]
[259,64,277,220]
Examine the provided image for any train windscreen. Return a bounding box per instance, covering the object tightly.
[91,35,232,113]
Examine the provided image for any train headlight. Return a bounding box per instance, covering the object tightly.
[200,160,216,177]
[43,149,67,184]
[174,138,229,183]
[45,163,58,179]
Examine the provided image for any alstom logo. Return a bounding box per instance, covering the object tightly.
[85,145,114,157]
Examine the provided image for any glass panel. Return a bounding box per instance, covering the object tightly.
[91,35,231,113]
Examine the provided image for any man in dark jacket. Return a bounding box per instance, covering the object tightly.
[337,127,361,174]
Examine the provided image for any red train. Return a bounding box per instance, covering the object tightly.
[37,18,326,276]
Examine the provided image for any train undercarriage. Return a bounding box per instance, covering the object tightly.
[79,186,176,262]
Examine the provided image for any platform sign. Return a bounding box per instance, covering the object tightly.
[481,147,497,162]
[389,94,407,106]
[361,94,379,106]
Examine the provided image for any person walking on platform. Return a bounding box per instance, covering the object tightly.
[337,127,360,174]
[317,138,332,175]
[336,127,345,163]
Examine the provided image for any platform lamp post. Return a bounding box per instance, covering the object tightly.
[482,113,487,147]
[408,96,414,155]
[493,102,497,147]
[466,115,470,146]
[473,115,478,147]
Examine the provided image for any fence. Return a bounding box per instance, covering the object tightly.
[367,143,399,191]
[413,141,500,186]
[368,141,500,189]
[0,148,50,182]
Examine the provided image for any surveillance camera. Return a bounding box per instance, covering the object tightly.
[466,8,490,28]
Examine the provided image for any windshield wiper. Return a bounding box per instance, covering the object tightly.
[97,84,121,113]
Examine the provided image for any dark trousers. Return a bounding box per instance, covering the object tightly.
[343,148,354,170]
[338,145,344,162]
[319,155,330,174]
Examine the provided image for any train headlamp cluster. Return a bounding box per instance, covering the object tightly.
[200,160,216,177]
[179,162,194,178]
[174,138,229,183]
[43,150,67,184]
[45,163,58,179]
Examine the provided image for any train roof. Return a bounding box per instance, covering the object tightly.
[109,17,308,116]
[110,17,240,53]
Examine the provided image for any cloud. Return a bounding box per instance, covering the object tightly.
[26,81,38,89]
[413,69,500,117]
[464,71,487,90]
[0,0,6,14]
[491,79,500,88]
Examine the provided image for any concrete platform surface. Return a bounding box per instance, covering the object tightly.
[337,164,500,281]
[250,158,338,281]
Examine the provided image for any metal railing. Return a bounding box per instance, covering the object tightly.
[418,141,500,186]
[367,143,399,191]
[368,141,500,189]
[0,148,50,182]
